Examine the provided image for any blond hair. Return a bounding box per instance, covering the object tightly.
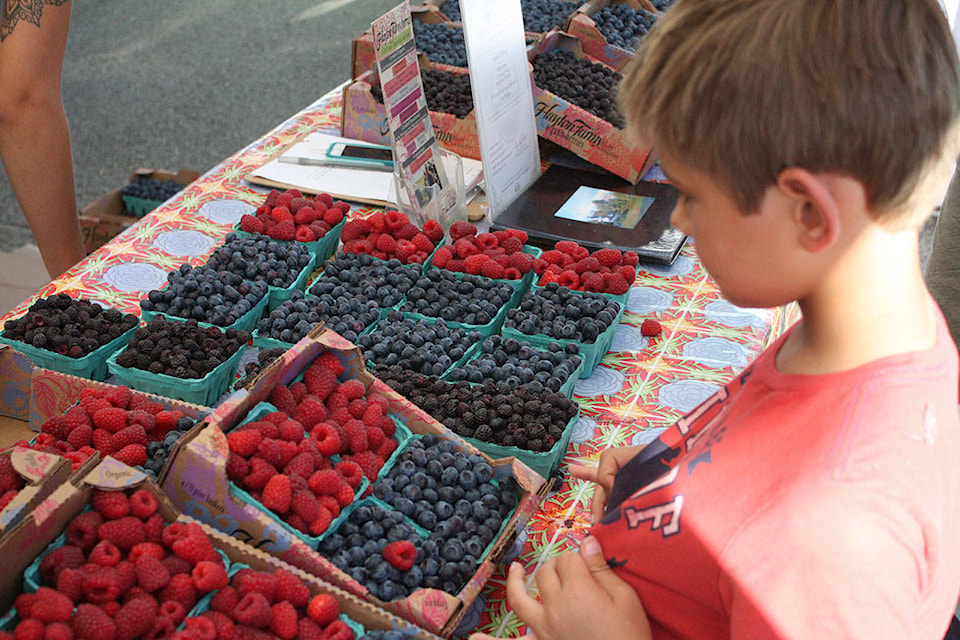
[620,0,960,224]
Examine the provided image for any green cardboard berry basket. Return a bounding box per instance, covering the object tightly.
[501,293,625,379]
[251,303,387,352]
[532,276,631,311]
[424,243,542,297]
[106,339,246,406]
[121,193,165,218]
[267,252,318,311]
[460,407,580,479]
[0,322,137,382]
[140,285,270,335]
[233,218,345,263]
[360,314,485,379]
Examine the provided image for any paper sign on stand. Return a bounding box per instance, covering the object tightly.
[371,2,457,225]
[460,0,542,217]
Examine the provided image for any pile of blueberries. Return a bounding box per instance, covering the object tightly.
[422,69,474,118]
[140,414,199,478]
[2,294,138,358]
[439,0,461,21]
[113,316,250,379]
[522,0,579,33]
[413,21,468,68]
[204,233,313,290]
[257,290,380,345]
[592,4,657,51]
[377,366,579,452]
[505,283,622,344]
[445,335,582,394]
[532,49,625,128]
[398,269,514,327]
[358,311,483,376]
[651,0,673,10]
[141,264,269,327]
[120,176,184,202]
[309,251,421,309]
[373,437,516,561]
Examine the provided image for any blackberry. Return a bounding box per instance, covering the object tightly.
[357,311,482,376]
[532,49,624,127]
[422,69,474,117]
[234,347,286,389]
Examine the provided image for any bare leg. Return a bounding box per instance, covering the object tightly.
[0,0,84,280]
[926,165,960,356]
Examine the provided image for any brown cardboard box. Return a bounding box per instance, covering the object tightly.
[164,326,549,637]
[0,447,73,535]
[529,31,655,182]
[351,7,465,79]
[565,0,658,69]
[0,345,32,421]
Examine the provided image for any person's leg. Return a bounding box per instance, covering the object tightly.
[927,165,960,358]
[0,0,84,279]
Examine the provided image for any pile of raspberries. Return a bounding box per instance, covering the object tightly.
[533,241,639,295]
[431,221,534,280]
[225,351,401,537]
[339,210,443,264]
[26,385,191,470]
[239,188,348,243]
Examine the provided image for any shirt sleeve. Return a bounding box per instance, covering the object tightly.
[718,480,932,640]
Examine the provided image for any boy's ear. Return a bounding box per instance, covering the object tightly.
[775,168,841,253]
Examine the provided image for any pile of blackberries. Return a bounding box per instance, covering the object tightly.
[446,335,581,393]
[141,264,269,327]
[113,316,249,379]
[235,347,286,389]
[204,233,313,289]
[358,311,483,376]
[439,0,461,21]
[532,49,624,127]
[373,436,516,554]
[141,415,198,477]
[413,21,468,68]
[422,69,474,118]
[505,283,621,343]
[257,289,380,345]
[377,366,579,452]
[592,4,657,51]
[522,0,578,33]
[309,251,421,309]
[398,269,514,326]
[120,176,184,202]
[2,294,138,358]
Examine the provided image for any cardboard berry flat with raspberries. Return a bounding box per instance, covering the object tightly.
[164,326,549,637]
[236,188,348,262]
[0,448,72,536]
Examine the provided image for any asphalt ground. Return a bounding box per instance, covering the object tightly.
[0,0,401,251]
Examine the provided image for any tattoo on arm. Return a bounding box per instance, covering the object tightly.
[1,0,70,41]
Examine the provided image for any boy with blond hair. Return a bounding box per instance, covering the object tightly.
[473,0,960,638]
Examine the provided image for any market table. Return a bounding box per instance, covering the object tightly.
[0,83,796,637]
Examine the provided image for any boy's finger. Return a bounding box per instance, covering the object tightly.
[590,484,609,523]
[505,562,549,633]
[568,463,599,482]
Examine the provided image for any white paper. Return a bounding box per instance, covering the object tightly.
[460,0,542,217]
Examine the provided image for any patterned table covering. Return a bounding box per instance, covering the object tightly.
[0,84,797,638]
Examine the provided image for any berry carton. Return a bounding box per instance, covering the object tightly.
[351,6,460,79]
[341,62,481,161]
[528,31,655,183]
[565,0,659,69]
[164,325,550,637]
[0,448,72,536]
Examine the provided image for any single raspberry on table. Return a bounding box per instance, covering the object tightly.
[641,318,663,337]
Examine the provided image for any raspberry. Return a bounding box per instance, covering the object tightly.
[307,469,340,496]
[114,597,158,640]
[269,385,298,415]
[360,404,384,428]
[480,260,506,279]
[240,215,265,234]
[113,444,147,467]
[384,210,408,231]
[83,567,122,604]
[313,352,344,377]
[172,533,219,565]
[294,226,316,242]
[89,540,122,567]
[554,240,580,256]
[144,513,166,545]
[290,489,319,524]
[284,452,314,478]
[294,397,326,430]
[453,238,478,258]
[40,416,69,441]
[504,267,522,280]
[309,423,341,457]
[128,489,158,520]
[315,193,333,208]
[256,439,282,467]
[92,407,127,433]
[271,206,294,222]
[233,592,272,629]
[182,616,217,640]
[226,430,261,458]
[323,207,343,226]
[580,272,606,292]
[210,586,239,614]
[154,410,182,434]
[412,233,434,253]
[557,270,580,289]
[160,573,197,612]
[297,619,324,640]
[271,221,297,241]
[622,250,639,266]
[422,218,444,242]
[303,366,337,400]
[606,272,631,295]
[273,568,310,608]
[98,516,146,551]
[39,545,84,585]
[127,410,158,434]
[616,264,637,284]
[200,611,235,640]
[261,474,291,514]
[395,223,418,241]
[243,458,276,490]
[269,601,298,640]
[337,379,364,401]
[641,318,663,337]
[506,252,532,273]
[63,405,92,430]
[56,568,84,604]
[382,540,417,570]
[347,450,383,482]
[44,623,72,640]
[71,604,115,640]
[342,420,368,453]
[431,245,453,269]
[339,220,365,242]
[28,587,72,623]
[159,599,186,626]
[460,253,486,275]
[92,490,130,519]
[80,396,111,417]
[103,386,132,409]
[308,506,334,536]
[234,569,278,601]
[14,593,35,620]
[192,560,229,592]
[112,424,147,449]
[306,594,339,627]
[324,620,353,640]
[593,247,623,267]
[116,560,137,593]
[448,220,476,241]
[573,256,601,274]
[374,233,397,255]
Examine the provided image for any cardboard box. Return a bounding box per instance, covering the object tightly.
[164,326,549,637]
[0,447,73,534]
[565,0,657,70]
[341,63,481,161]
[0,346,33,422]
[529,32,655,182]
[78,167,200,254]
[351,7,465,79]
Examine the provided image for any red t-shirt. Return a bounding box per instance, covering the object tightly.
[591,313,960,639]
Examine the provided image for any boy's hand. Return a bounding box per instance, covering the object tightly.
[569,445,645,523]
[470,536,651,640]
